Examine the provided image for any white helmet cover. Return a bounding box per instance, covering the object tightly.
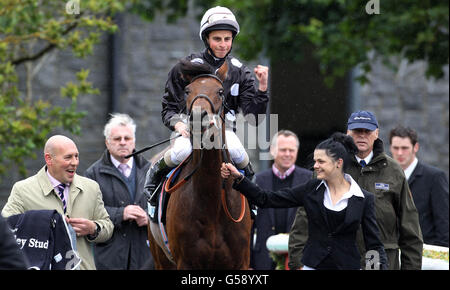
[199,6,240,41]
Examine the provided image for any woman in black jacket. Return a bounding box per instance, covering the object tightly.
[221,132,388,270]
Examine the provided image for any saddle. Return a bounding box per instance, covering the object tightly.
[147,161,257,223]
[146,154,257,259]
[148,167,181,225]
[147,159,187,261]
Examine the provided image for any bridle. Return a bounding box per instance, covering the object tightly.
[187,74,226,121]
[165,73,246,223]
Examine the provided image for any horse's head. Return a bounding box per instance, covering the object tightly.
[180,59,228,149]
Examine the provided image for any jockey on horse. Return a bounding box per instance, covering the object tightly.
[145,6,270,203]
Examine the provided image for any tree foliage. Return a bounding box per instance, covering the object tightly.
[0,0,131,178]
[1,0,447,179]
[0,0,202,179]
[211,0,449,85]
[129,0,189,23]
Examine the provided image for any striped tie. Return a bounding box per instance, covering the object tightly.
[360,160,367,167]
[57,183,67,213]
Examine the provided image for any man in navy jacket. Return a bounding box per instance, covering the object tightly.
[389,125,448,247]
[251,130,311,269]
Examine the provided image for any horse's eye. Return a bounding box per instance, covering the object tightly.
[218,89,224,96]
[184,88,190,95]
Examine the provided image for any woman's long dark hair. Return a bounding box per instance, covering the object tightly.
[315,132,358,171]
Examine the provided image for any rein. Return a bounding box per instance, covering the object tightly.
[220,120,246,223]
[164,151,203,194]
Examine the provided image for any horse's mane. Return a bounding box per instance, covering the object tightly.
[179,59,214,82]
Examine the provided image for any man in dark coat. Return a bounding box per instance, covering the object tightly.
[251,130,311,270]
[345,111,423,269]
[389,125,448,247]
[85,113,154,269]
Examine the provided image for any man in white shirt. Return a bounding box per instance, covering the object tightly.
[251,130,312,269]
[85,113,154,269]
[389,125,448,247]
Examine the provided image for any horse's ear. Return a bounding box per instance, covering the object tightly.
[179,60,194,83]
[216,61,228,83]
[180,71,193,84]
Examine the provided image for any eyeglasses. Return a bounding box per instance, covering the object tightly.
[109,136,134,142]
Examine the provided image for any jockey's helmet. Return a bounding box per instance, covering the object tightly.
[199,6,240,43]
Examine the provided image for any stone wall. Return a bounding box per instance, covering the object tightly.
[0,11,204,205]
[1,9,448,208]
[354,58,449,178]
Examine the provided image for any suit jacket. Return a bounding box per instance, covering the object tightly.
[2,166,114,270]
[84,149,153,269]
[234,177,388,270]
[408,161,449,247]
[251,166,312,270]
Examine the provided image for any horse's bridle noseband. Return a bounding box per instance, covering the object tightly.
[187,74,225,118]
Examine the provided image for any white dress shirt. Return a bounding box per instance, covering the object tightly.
[303,174,365,270]
[355,151,374,167]
[403,157,418,180]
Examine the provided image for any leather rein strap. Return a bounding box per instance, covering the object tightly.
[220,112,246,223]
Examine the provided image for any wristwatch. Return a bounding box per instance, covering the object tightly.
[87,222,101,240]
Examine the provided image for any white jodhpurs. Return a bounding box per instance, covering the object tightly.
[164,130,249,168]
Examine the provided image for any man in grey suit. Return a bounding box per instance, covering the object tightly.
[389,125,448,247]
[251,130,312,270]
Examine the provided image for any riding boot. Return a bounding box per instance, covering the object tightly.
[144,156,173,206]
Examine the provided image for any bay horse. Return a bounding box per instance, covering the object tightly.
[147,59,252,269]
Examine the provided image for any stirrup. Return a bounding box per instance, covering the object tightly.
[148,183,161,206]
[144,157,171,205]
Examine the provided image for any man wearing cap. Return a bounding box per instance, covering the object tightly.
[144,6,269,199]
[289,111,423,270]
[345,111,423,270]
